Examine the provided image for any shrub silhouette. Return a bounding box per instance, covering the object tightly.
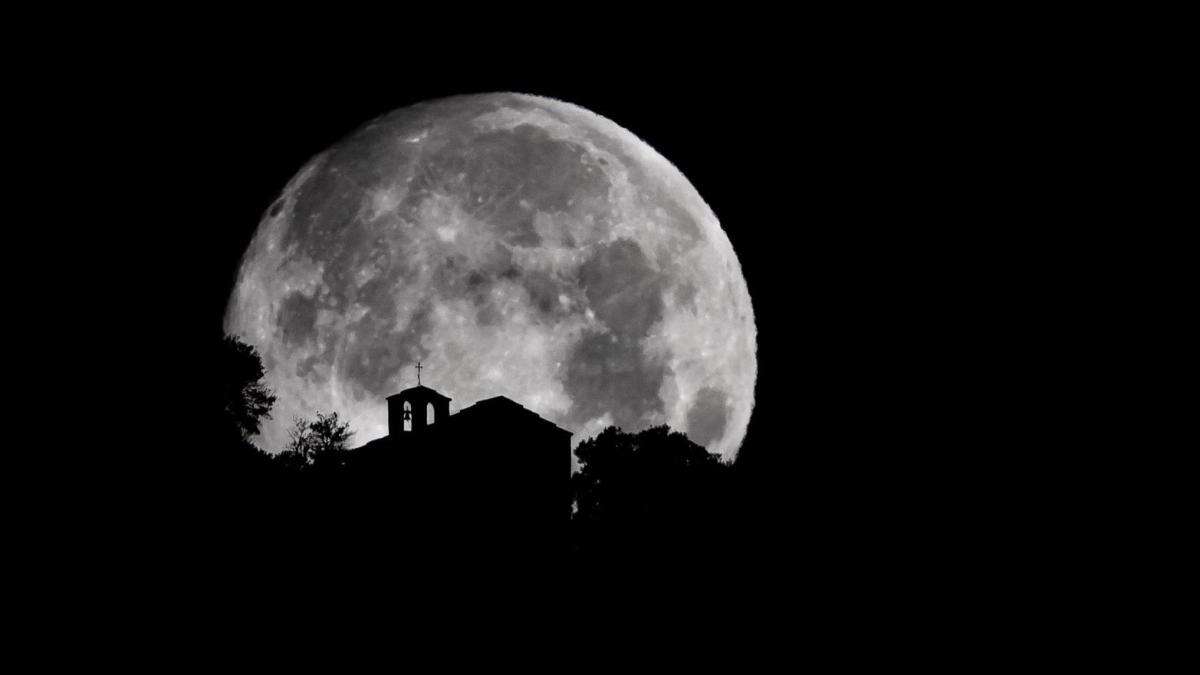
[281,411,354,471]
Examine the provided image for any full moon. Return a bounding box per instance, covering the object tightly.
[225,93,756,463]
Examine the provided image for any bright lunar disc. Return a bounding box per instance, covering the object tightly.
[225,93,756,462]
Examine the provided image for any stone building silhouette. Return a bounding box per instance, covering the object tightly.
[355,371,572,552]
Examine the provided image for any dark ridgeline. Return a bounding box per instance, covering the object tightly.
[192,337,743,597]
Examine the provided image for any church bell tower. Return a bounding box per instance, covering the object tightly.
[387,362,451,437]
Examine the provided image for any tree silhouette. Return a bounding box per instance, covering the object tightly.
[281,411,354,471]
[204,336,741,566]
[218,335,276,440]
[571,425,733,560]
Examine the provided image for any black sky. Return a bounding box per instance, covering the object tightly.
[92,35,1002,568]
[26,19,1101,641]
[113,40,939,512]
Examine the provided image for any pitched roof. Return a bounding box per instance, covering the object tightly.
[386,384,452,401]
[451,396,573,436]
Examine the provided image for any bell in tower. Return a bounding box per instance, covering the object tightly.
[386,362,452,438]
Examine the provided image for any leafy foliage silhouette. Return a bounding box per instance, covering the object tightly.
[206,334,741,569]
[282,412,354,471]
[218,335,277,440]
[571,425,735,561]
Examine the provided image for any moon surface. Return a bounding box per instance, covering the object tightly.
[225,93,755,463]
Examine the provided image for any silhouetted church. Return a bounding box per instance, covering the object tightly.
[354,365,572,551]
